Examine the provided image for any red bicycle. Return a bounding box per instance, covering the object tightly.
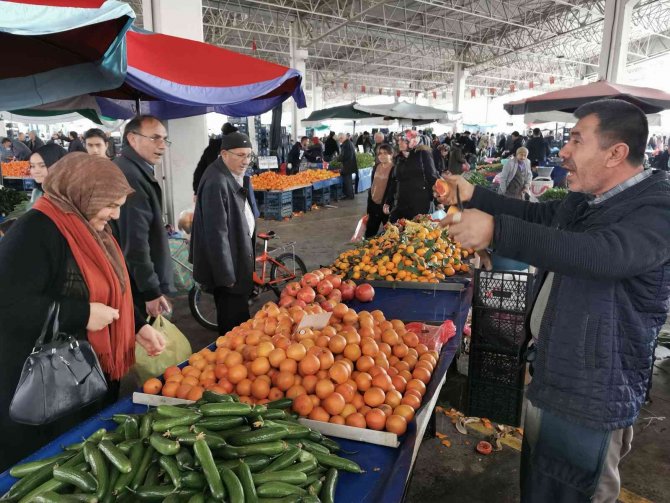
[188,231,306,331]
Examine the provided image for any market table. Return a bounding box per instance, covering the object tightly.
[0,283,472,502]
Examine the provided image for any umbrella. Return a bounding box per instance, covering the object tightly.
[302,103,383,124]
[504,80,670,115]
[523,110,663,127]
[353,101,456,122]
[7,26,307,120]
[0,0,134,110]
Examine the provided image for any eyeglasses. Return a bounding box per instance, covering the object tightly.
[225,151,256,161]
[131,132,172,146]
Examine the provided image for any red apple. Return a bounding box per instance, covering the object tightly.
[301,273,320,288]
[284,282,301,297]
[297,286,316,304]
[339,283,356,302]
[317,279,334,296]
[355,283,375,302]
[325,274,342,288]
[327,289,342,303]
[320,300,336,312]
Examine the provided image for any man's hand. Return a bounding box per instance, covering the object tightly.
[382,204,391,215]
[439,209,494,250]
[146,296,171,317]
[136,324,166,356]
[433,174,475,206]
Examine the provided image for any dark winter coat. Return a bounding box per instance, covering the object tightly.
[113,146,175,303]
[386,146,438,221]
[447,144,467,174]
[190,157,256,296]
[286,142,304,173]
[67,138,87,153]
[193,137,222,194]
[27,136,45,152]
[469,172,670,430]
[324,136,339,161]
[526,136,550,165]
[654,150,670,171]
[338,139,358,175]
[433,148,448,173]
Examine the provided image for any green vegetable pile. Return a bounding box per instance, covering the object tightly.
[538,187,569,201]
[463,171,491,188]
[3,393,362,502]
[0,188,29,216]
[328,152,375,170]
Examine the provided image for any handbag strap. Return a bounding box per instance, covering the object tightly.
[34,302,61,349]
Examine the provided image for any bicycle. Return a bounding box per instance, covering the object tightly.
[184,231,307,332]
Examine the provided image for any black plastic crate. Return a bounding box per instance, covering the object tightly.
[264,204,293,220]
[468,347,526,386]
[292,187,312,199]
[471,307,528,353]
[474,270,534,313]
[293,196,312,212]
[265,190,292,206]
[313,188,331,206]
[467,378,524,427]
[330,183,344,201]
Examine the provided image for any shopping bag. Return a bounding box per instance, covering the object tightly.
[133,316,192,382]
[405,319,457,353]
[350,214,369,242]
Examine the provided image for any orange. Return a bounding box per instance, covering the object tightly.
[360,338,379,357]
[406,378,427,396]
[257,341,275,358]
[317,350,334,371]
[188,353,204,365]
[341,403,357,418]
[165,373,184,384]
[356,355,375,372]
[251,378,270,400]
[236,378,252,397]
[379,404,393,417]
[276,371,295,392]
[394,404,415,422]
[392,343,409,358]
[228,364,248,384]
[335,383,356,403]
[315,379,335,400]
[176,383,193,399]
[251,357,271,376]
[391,375,407,393]
[279,358,298,374]
[401,393,421,411]
[161,381,179,398]
[412,367,432,385]
[364,387,386,407]
[292,394,314,416]
[268,348,287,368]
[355,372,372,392]
[345,412,367,428]
[328,363,350,385]
[286,343,307,361]
[385,389,403,409]
[298,353,320,376]
[163,366,181,379]
[302,375,318,394]
[224,351,243,367]
[143,378,162,395]
[365,408,386,431]
[308,406,330,422]
[268,387,284,401]
[416,343,429,356]
[329,415,345,425]
[343,344,362,362]
[323,392,346,416]
[286,384,307,399]
[386,414,408,435]
[328,334,347,354]
[403,332,419,348]
[182,375,199,387]
[186,386,204,401]
[182,366,201,378]
[371,373,393,392]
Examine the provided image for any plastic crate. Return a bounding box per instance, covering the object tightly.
[467,347,525,386]
[2,177,35,192]
[293,195,312,212]
[313,188,331,206]
[473,270,534,313]
[467,378,525,427]
[264,203,293,220]
[330,183,344,201]
[471,307,528,353]
[265,190,292,206]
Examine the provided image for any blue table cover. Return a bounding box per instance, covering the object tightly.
[357,167,373,193]
[0,289,471,502]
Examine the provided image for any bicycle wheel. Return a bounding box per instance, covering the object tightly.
[270,252,307,297]
[188,285,218,332]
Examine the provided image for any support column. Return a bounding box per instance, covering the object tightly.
[598,0,634,82]
[313,85,323,112]
[289,24,307,141]
[452,63,468,114]
[142,0,208,224]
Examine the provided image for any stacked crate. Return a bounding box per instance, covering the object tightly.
[467,270,534,426]
[263,191,293,220]
[313,187,331,206]
[292,187,312,212]
[330,182,344,201]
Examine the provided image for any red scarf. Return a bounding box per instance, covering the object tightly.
[34,197,135,380]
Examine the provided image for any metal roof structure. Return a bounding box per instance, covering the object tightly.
[128,0,670,105]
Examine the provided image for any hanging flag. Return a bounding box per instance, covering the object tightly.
[361,85,366,93]
[432,91,437,99]
[252,39,257,51]
[379,88,382,95]
[550,76,555,85]
[396,90,401,97]
[471,89,476,98]
[510,84,515,92]
[489,87,496,95]
[343,82,348,90]
[529,81,534,89]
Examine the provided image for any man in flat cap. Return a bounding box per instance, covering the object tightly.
[190,132,258,334]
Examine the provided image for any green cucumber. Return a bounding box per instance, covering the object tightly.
[83,441,108,499]
[181,471,206,490]
[320,468,338,503]
[151,413,201,433]
[196,416,245,431]
[156,404,194,417]
[219,466,245,503]
[130,445,155,490]
[193,438,225,500]
[159,455,182,489]
[228,426,289,446]
[200,402,252,416]
[98,440,132,473]
[237,461,258,503]
[265,398,292,409]
[149,433,180,456]
[202,390,236,403]
[219,441,289,460]
[311,451,363,473]
[256,482,306,498]
[112,441,144,495]
[261,446,301,472]
[52,466,97,492]
[9,452,73,478]
[175,448,195,471]
[252,471,307,485]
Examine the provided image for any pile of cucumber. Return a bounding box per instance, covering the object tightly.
[3,392,363,503]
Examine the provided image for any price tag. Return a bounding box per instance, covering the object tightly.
[296,312,332,331]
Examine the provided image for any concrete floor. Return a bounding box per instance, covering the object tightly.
[130,191,669,503]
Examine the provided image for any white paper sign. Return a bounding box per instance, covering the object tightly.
[296,312,333,331]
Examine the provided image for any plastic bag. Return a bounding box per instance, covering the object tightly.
[431,208,446,221]
[350,214,369,242]
[133,315,192,382]
[405,319,457,353]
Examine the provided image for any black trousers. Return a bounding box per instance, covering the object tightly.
[365,201,389,238]
[214,287,251,335]
[342,173,355,199]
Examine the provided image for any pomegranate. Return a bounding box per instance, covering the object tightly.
[297,286,316,304]
[291,299,307,308]
[339,283,356,301]
[278,295,294,308]
[325,274,342,288]
[317,279,334,296]
[355,283,375,302]
[327,289,342,303]
[320,300,336,312]
[284,282,301,297]
[301,273,320,288]
[315,294,327,304]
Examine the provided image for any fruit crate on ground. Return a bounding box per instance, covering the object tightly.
[264,190,292,206]
[292,186,312,212]
[467,377,525,427]
[263,202,293,220]
[330,182,344,201]
[471,307,527,354]
[313,188,331,206]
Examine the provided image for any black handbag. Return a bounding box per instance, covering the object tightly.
[9,302,108,425]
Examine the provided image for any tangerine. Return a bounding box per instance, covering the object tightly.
[143,378,162,395]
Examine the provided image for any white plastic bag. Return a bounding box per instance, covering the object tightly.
[350,215,368,242]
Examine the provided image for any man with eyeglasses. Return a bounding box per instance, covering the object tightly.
[112,115,174,350]
[190,132,258,335]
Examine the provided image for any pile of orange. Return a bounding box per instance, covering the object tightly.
[144,299,439,436]
[252,169,337,191]
[1,161,30,177]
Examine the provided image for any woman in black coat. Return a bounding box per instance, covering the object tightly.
[447,140,468,174]
[385,132,439,222]
[432,144,449,174]
[365,144,395,238]
[323,131,339,162]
